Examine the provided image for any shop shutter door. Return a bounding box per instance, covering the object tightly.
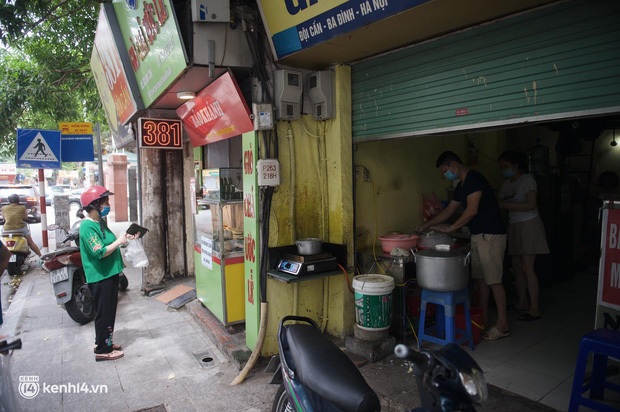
[351,0,620,141]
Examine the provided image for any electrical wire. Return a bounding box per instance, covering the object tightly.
[338,263,355,294]
[406,314,420,352]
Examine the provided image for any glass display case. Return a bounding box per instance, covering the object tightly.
[194,167,245,326]
[202,167,243,201]
[194,199,244,259]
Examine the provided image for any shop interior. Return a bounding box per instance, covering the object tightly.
[353,119,620,410]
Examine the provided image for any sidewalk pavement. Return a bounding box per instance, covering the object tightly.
[0,221,558,412]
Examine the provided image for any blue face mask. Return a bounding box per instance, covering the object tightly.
[502,168,516,178]
[444,165,458,181]
[100,206,110,217]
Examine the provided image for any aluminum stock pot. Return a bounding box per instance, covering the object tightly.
[412,245,472,292]
[295,238,323,255]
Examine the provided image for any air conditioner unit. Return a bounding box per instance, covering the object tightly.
[191,0,230,22]
[275,69,302,120]
[306,70,334,120]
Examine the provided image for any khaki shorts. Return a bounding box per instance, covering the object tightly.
[470,233,507,286]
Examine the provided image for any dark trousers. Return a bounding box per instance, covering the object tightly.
[89,274,119,354]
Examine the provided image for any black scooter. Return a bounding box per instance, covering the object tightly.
[269,316,487,412]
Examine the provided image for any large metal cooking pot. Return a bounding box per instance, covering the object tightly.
[295,238,323,255]
[412,245,471,292]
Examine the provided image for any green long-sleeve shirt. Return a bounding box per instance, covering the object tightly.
[79,219,124,283]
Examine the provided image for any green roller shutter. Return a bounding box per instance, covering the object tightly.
[351,0,620,141]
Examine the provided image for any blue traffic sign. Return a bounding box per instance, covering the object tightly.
[61,134,94,162]
[16,129,61,169]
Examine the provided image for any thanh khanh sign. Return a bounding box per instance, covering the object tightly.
[176,72,254,147]
[257,0,432,59]
[112,0,188,108]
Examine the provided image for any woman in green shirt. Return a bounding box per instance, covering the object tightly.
[79,186,134,361]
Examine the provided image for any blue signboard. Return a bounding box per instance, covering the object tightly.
[16,129,61,169]
[61,134,95,162]
[258,0,432,59]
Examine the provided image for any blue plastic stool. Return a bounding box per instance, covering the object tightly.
[418,288,474,350]
[568,328,620,412]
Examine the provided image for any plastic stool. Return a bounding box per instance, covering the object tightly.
[569,328,620,412]
[418,288,474,350]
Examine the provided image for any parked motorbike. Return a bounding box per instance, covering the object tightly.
[269,316,381,412]
[1,228,31,276]
[0,337,23,412]
[41,220,128,325]
[269,316,488,412]
[394,343,487,412]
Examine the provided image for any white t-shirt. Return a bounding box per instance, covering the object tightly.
[499,174,539,224]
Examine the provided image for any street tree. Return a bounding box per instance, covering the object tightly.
[0,0,109,160]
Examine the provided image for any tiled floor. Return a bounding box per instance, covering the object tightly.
[436,272,620,411]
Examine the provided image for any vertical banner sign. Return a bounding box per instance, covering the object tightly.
[90,46,136,149]
[112,0,188,108]
[596,208,620,329]
[59,122,95,162]
[92,6,139,125]
[243,131,260,349]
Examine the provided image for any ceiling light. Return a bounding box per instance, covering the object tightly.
[177,91,196,100]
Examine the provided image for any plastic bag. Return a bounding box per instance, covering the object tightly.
[422,193,443,222]
[123,239,149,268]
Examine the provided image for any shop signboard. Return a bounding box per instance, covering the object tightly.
[176,72,254,147]
[256,0,431,59]
[243,131,260,349]
[92,5,140,125]
[596,207,620,329]
[90,48,136,149]
[59,122,95,162]
[112,0,188,108]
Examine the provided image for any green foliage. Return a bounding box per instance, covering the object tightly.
[0,0,110,160]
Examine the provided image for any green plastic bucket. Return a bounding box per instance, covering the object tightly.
[353,274,395,331]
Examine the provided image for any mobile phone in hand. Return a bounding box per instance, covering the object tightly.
[126,223,148,238]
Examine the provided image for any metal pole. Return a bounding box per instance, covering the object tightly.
[96,122,104,186]
[38,169,48,254]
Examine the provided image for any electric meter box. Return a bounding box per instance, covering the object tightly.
[257,159,281,186]
[275,69,302,120]
[307,70,335,120]
[191,0,230,22]
[252,103,274,130]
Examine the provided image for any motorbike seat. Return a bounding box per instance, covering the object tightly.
[286,324,381,412]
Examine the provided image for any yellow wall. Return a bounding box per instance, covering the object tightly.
[262,65,354,355]
[354,131,507,250]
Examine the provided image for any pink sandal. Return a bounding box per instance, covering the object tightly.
[95,349,124,362]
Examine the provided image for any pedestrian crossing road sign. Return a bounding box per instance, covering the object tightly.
[16,129,61,169]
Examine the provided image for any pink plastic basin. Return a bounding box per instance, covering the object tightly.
[378,234,420,253]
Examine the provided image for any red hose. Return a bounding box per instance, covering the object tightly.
[338,263,355,294]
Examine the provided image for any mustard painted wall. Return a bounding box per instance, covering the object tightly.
[262,65,355,356]
[354,131,508,250]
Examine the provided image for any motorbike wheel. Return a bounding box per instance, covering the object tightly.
[118,273,129,291]
[272,384,293,412]
[64,272,94,324]
[7,255,25,276]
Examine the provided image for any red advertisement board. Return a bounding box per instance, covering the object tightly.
[176,72,254,147]
[600,209,620,309]
[93,7,138,125]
